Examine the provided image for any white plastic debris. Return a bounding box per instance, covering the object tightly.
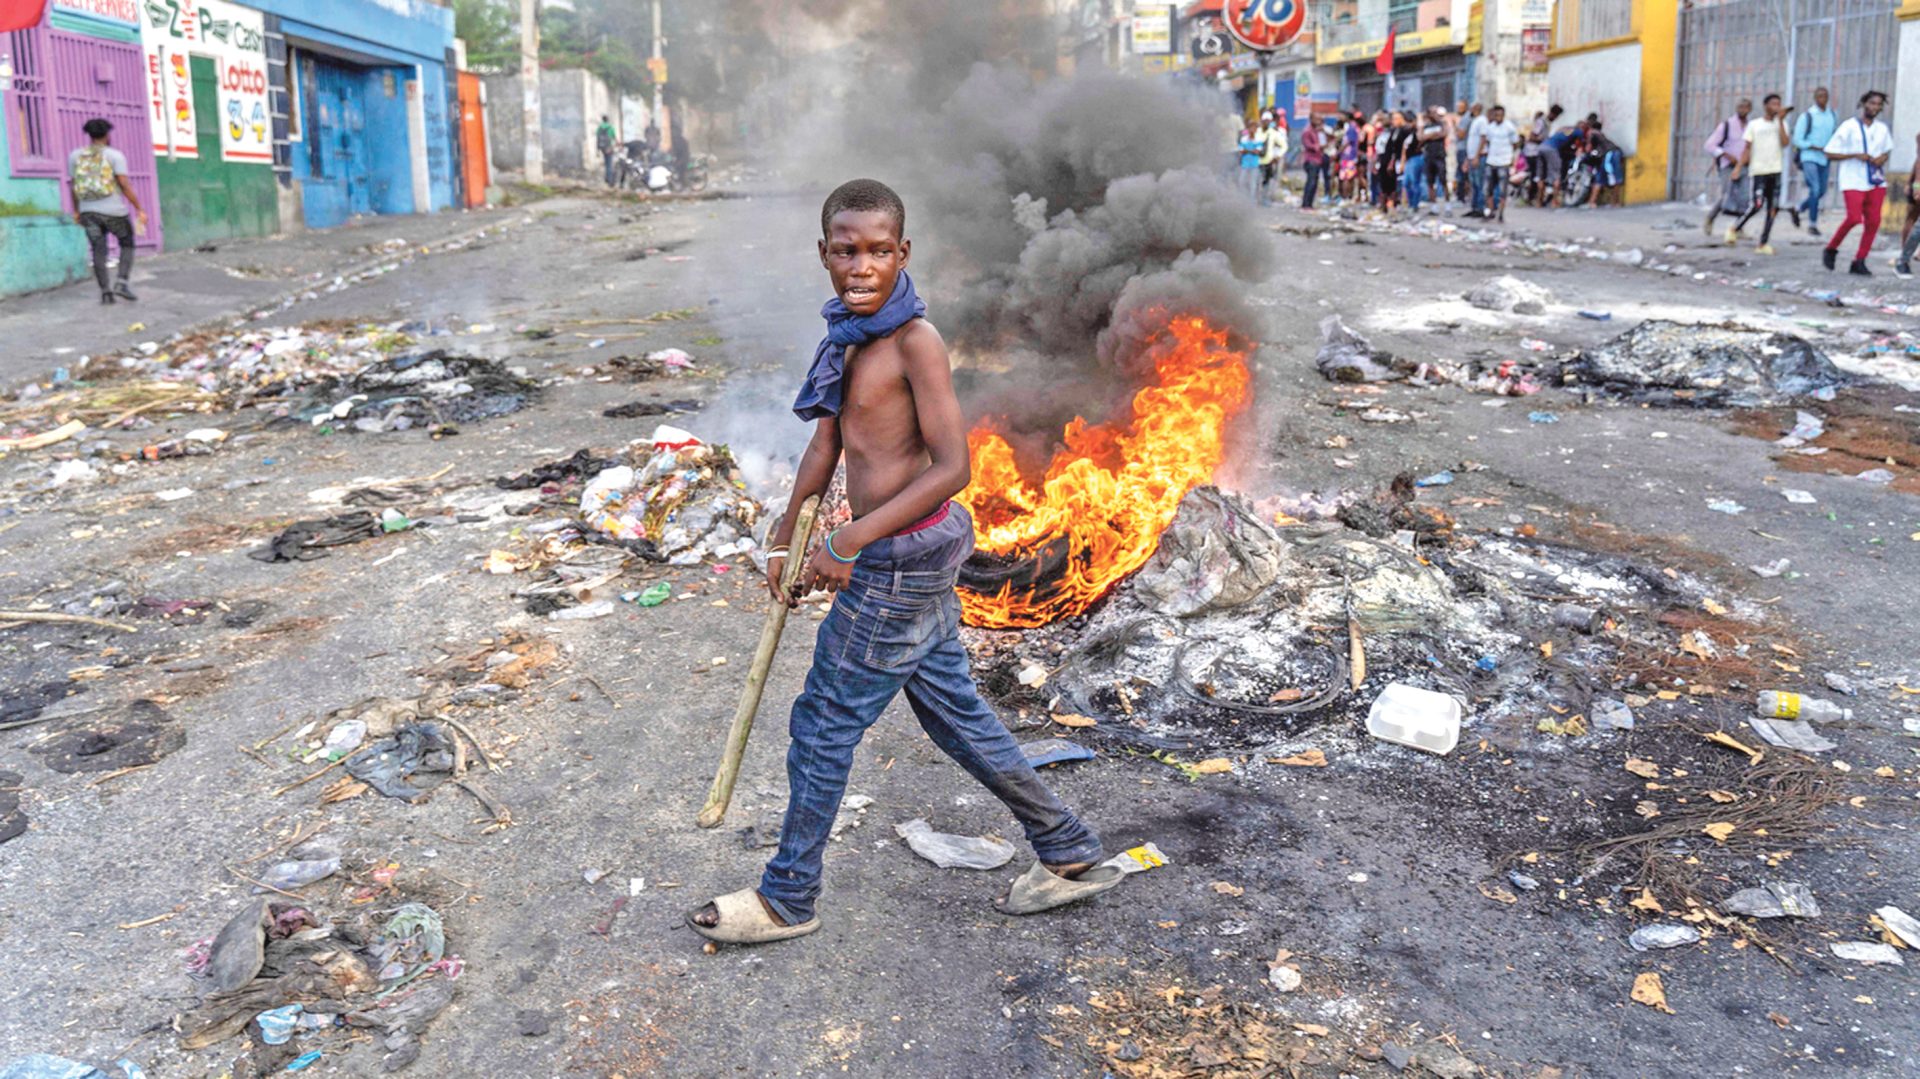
[894,819,1016,870]
[548,600,615,621]
[1629,924,1701,951]
[1781,489,1816,504]
[1830,941,1903,966]
[1015,663,1049,688]
[1875,906,1920,949]
[1366,684,1461,755]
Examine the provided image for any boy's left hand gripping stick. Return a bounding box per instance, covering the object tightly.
[697,495,821,828]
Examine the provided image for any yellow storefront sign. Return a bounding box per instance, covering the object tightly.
[1315,25,1458,65]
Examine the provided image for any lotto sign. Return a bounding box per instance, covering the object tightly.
[138,0,269,163]
[1223,0,1306,52]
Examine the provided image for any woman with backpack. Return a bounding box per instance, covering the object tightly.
[69,118,146,304]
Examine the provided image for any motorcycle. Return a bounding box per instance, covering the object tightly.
[1559,146,1604,208]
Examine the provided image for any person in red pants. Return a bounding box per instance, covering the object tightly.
[1820,89,1893,277]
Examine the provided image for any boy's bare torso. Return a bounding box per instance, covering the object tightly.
[840,322,935,518]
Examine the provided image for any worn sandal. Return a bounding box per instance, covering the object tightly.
[996,861,1125,915]
[686,888,821,945]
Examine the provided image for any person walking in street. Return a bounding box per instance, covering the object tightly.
[1702,98,1752,236]
[1238,124,1264,203]
[1300,116,1329,209]
[1792,86,1836,236]
[69,118,146,305]
[1729,94,1792,252]
[687,178,1113,944]
[1821,90,1893,276]
[595,115,618,186]
[1894,125,1920,278]
[1475,104,1521,223]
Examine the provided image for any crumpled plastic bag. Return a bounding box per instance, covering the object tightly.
[345,723,455,802]
[1314,315,1401,383]
[1134,487,1288,617]
[894,819,1015,870]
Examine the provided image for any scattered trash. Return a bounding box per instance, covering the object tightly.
[1830,941,1903,966]
[1527,410,1559,424]
[1705,499,1745,515]
[1100,842,1169,876]
[1015,663,1049,689]
[1132,486,1288,617]
[344,723,456,802]
[1630,924,1702,951]
[1519,338,1552,352]
[1465,274,1553,314]
[1507,870,1540,892]
[29,700,183,774]
[284,1050,322,1071]
[1750,559,1791,578]
[627,581,673,607]
[1875,906,1920,948]
[1854,468,1895,485]
[255,858,340,893]
[1313,315,1401,382]
[548,599,616,621]
[256,1004,302,1044]
[249,512,386,563]
[1021,740,1095,768]
[1414,470,1454,487]
[1267,965,1302,992]
[1756,690,1851,723]
[1781,489,1816,504]
[1551,602,1604,634]
[1823,672,1857,696]
[1725,881,1821,919]
[894,819,1016,870]
[1577,310,1612,321]
[1591,698,1636,731]
[1570,321,1846,407]
[1366,684,1461,755]
[1776,411,1824,447]
[1747,717,1837,753]
[578,434,759,564]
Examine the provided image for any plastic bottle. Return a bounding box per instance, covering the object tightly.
[1756,690,1852,724]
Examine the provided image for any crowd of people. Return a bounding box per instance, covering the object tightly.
[1698,87,1918,279]
[1236,86,1920,279]
[1237,100,1627,220]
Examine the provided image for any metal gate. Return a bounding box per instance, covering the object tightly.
[1671,0,1899,203]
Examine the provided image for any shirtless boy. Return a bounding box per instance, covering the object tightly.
[688,179,1117,944]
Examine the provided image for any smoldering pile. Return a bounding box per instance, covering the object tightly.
[975,485,1729,754]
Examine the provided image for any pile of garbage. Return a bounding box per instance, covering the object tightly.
[999,485,1720,754]
[296,348,538,434]
[177,893,458,1072]
[1313,316,1543,396]
[577,426,760,565]
[1571,321,1847,407]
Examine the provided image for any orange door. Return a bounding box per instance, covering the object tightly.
[457,71,488,208]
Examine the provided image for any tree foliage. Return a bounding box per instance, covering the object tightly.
[452,0,519,74]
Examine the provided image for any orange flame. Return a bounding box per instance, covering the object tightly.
[958,314,1251,628]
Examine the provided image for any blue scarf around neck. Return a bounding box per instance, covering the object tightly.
[792,270,925,421]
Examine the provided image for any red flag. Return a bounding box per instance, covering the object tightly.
[0,0,47,33]
[1375,28,1396,76]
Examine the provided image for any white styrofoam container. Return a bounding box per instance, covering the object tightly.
[1366,683,1462,756]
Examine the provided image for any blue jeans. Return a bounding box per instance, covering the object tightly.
[1481,162,1507,215]
[758,504,1102,924]
[1798,159,1828,226]
[1406,163,1425,209]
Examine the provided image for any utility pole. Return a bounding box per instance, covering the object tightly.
[652,0,671,148]
[520,0,543,182]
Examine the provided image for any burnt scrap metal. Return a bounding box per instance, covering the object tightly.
[1571,321,1847,407]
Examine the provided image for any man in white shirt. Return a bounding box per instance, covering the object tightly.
[1821,89,1893,276]
[1729,93,1792,253]
[1474,105,1522,222]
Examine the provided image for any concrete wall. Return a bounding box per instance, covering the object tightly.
[1547,42,1641,155]
[0,99,86,295]
[1896,7,1920,173]
[481,67,619,179]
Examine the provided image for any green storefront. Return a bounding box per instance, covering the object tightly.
[140,0,277,250]
[153,53,275,249]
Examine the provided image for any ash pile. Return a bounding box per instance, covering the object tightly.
[1002,485,1712,752]
[1569,320,1847,407]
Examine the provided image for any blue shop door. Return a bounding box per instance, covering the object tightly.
[1269,82,1296,126]
[302,56,373,226]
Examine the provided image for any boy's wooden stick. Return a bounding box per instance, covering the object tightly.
[697,494,821,828]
